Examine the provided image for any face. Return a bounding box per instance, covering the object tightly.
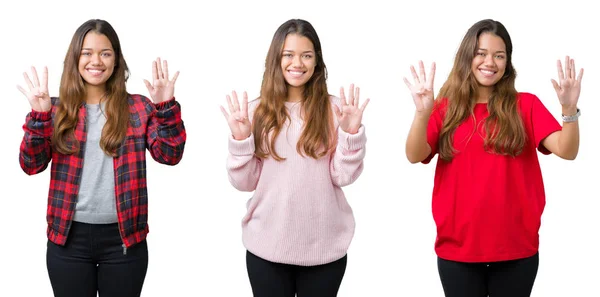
[471,32,507,88]
[78,32,115,88]
[280,34,317,89]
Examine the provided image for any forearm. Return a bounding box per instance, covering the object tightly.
[406,111,432,163]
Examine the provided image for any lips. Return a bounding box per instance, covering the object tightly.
[287,70,305,78]
[478,69,497,78]
[86,69,105,77]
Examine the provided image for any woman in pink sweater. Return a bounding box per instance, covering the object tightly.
[220,19,369,297]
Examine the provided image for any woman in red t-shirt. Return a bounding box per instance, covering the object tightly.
[404,19,583,297]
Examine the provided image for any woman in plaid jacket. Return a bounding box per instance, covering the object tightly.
[18,19,186,297]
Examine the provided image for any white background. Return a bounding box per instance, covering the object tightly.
[1,0,598,296]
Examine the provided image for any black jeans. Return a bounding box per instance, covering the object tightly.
[246,251,347,297]
[438,253,539,297]
[46,221,148,297]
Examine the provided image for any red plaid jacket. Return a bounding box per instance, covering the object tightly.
[19,94,186,248]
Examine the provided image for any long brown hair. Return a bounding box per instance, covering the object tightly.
[437,19,526,161]
[253,19,332,161]
[52,19,130,156]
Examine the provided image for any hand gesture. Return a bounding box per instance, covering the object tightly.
[17,66,52,112]
[144,57,180,104]
[220,91,252,140]
[403,61,436,113]
[551,56,583,111]
[334,84,370,134]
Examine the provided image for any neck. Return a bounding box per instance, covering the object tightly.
[85,84,107,104]
[286,85,304,102]
[476,86,493,103]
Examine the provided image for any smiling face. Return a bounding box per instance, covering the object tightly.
[78,31,115,90]
[471,32,507,91]
[280,33,317,92]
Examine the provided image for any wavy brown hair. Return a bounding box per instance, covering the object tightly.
[52,19,129,156]
[437,19,526,161]
[253,19,333,161]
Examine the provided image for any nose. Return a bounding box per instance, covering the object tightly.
[91,54,102,65]
[292,55,303,67]
[484,54,495,67]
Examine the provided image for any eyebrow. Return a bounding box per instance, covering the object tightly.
[282,49,314,54]
[81,48,114,52]
[477,48,506,54]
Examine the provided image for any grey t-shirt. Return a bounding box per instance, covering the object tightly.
[73,103,118,224]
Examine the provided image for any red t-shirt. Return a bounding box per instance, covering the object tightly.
[424,92,562,263]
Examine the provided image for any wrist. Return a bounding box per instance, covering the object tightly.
[561,105,578,116]
[561,107,581,123]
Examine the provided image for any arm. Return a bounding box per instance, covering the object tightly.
[143,57,185,165]
[146,98,186,165]
[542,56,583,160]
[17,66,53,175]
[19,110,53,175]
[404,61,436,163]
[330,126,367,187]
[226,134,263,191]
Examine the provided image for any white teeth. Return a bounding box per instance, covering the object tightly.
[288,70,304,78]
[480,69,495,75]
[88,69,103,74]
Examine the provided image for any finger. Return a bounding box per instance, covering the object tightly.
[577,68,584,82]
[348,84,355,106]
[340,87,347,106]
[570,58,575,79]
[410,65,419,84]
[403,77,413,89]
[42,66,49,91]
[231,91,240,111]
[564,56,570,79]
[354,86,360,107]
[17,85,28,97]
[242,91,249,119]
[143,79,154,93]
[156,57,164,79]
[226,94,235,112]
[163,59,169,80]
[360,98,370,112]
[551,79,560,93]
[556,59,564,81]
[219,105,230,120]
[427,62,436,90]
[31,66,40,87]
[152,60,158,80]
[333,104,342,119]
[23,72,34,90]
[171,71,180,84]
[418,60,426,83]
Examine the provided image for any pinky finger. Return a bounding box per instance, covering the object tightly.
[577,68,584,82]
[219,105,230,120]
[17,85,28,96]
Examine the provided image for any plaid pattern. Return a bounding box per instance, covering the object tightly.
[19,94,186,247]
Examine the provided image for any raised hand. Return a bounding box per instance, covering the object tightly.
[144,57,180,104]
[334,84,370,134]
[17,66,52,112]
[403,61,436,113]
[220,91,252,140]
[551,56,583,113]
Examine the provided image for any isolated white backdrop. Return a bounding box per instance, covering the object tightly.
[0,0,597,296]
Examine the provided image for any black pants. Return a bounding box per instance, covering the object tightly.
[46,221,148,297]
[438,253,539,297]
[246,251,347,297]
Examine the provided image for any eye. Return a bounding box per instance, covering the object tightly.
[283,53,293,58]
[102,52,112,57]
[302,54,313,59]
[476,52,486,57]
[495,54,505,59]
[81,52,91,56]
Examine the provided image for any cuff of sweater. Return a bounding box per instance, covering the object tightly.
[338,125,366,150]
[228,133,256,155]
[154,97,176,110]
[29,110,52,121]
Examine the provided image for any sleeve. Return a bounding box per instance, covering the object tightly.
[529,94,562,155]
[146,97,187,165]
[226,134,263,192]
[19,109,53,175]
[329,125,367,187]
[422,101,444,164]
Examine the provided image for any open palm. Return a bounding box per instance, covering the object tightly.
[551,56,583,109]
[144,57,180,104]
[334,84,370,134]
[404,61,436,112]
[220,91,252,140]
[17,66,52,112]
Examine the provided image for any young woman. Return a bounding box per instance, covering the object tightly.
[18,19,186,297]
[220,19,369,297]
[404,19,583,297]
